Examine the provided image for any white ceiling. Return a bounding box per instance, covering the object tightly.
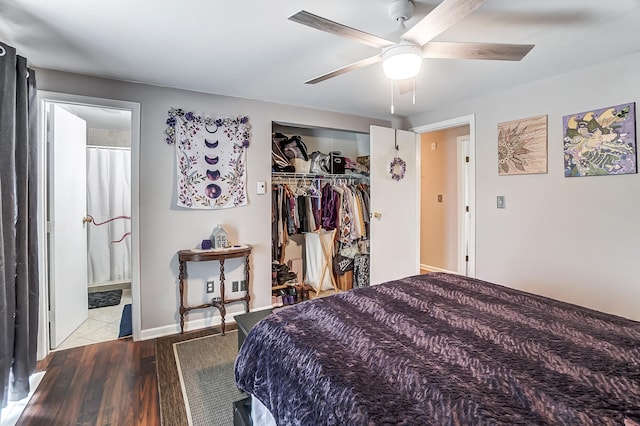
[1,0,639,120]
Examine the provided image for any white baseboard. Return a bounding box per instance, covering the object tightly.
[420,263,458,274]
[138,304,273,341]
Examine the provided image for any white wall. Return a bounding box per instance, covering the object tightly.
[36,69,390,338]
[406,51,640,321]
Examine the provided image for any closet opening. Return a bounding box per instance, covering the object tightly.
[271,122,371,307]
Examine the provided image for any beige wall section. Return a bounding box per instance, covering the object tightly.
[420,126,469,272]
[36,68,390,336]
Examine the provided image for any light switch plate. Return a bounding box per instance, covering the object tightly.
[497,196,505,209]
[256,181,266,195]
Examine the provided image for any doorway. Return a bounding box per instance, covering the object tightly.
[36,92,141,359]
[412,115,476,277]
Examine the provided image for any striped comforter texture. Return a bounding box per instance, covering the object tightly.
[234,273,640,425]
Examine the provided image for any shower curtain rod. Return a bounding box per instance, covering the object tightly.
[86,145,131,150]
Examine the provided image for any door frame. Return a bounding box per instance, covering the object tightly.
[411,114,476,277]
[36,91,141,360]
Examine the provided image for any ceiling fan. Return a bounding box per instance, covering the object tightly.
[289,0,534,85]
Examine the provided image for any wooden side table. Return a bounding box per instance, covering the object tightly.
[177,245,252,334]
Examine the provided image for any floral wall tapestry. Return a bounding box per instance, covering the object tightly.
[563,102,636,177]
[165,108,251,209]
[498,115,548,175]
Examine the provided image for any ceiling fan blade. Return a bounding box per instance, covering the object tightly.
[402,0,487,46]
[304,54,383,84]
[422,41,534,61]
[289,10,395,49]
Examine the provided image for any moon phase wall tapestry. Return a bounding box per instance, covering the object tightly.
[165,108,251,209]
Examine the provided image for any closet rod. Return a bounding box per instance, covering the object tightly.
[272,172,368,181]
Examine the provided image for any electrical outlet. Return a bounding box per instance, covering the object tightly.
[240,280,246,291]
[232,281,239,292]
[206,280,215,293]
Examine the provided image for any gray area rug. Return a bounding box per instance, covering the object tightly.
[155,325,242,426]
[175,331,243,425]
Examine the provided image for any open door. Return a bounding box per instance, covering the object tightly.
[48,104,88,348]
[369,126,419,284]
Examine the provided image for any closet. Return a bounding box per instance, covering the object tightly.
[271,123,371,306]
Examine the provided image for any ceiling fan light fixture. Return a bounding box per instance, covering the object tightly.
[382,42,422,80]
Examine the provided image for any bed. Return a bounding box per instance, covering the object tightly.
[234,272,640,425]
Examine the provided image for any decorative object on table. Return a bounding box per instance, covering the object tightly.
[165,108,251,209]
[201,239,212,250]
[498,115,548,175]
[389,134,406,181]
[563,102,637,177]
[210,225,230,249]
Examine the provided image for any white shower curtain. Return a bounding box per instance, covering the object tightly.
[86,147,131,284]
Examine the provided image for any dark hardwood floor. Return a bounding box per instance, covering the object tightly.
[18,337,160,426]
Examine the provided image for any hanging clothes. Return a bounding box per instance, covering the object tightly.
[272,177,370,294]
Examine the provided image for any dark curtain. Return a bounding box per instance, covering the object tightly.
[0,41,39,412]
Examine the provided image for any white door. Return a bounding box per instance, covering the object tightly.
[369,126,419,284]
[48,104,88,348]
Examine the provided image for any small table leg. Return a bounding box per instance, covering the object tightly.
[244,255,251,312]
[179,259,186,334]
[219,259,226,335]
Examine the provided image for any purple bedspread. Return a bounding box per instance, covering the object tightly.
[234,273,640,425]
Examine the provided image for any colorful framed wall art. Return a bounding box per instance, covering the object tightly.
[563,102,636,177]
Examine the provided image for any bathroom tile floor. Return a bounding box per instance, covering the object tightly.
[54,289,132,351]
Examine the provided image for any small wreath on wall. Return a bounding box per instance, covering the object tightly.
[389,157,406,181]
[389,132,406,181]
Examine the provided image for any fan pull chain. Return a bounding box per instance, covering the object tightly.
[390,79,395,114]
[412,78,416,105]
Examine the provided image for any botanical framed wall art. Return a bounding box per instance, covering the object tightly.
[498,115,548,175]
[563,102,636,177]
